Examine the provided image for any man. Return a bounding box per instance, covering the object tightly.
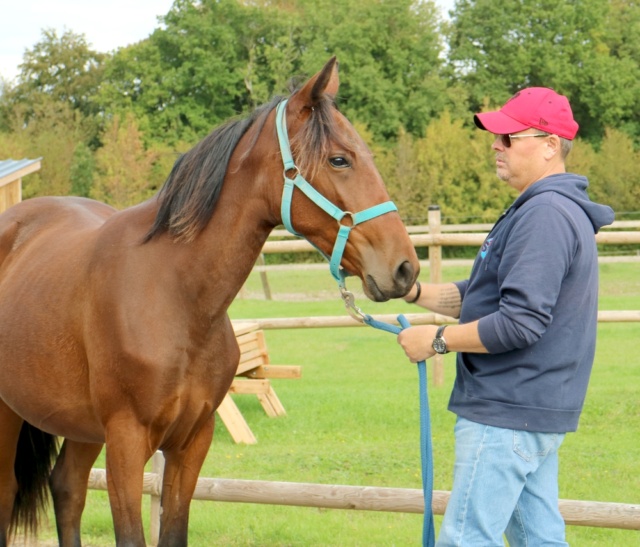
[397,88,614,546]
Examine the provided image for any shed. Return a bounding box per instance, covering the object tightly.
[0,157,41,213]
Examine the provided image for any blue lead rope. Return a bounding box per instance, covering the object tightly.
[363,313,436,547]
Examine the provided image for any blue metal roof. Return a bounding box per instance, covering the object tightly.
[0,158,42,181]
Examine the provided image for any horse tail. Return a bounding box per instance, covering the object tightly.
[9,422,59,538]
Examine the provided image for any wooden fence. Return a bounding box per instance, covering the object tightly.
[259,228,640,255]
[87,466,640,536]
[262,220,640,254]
[230,310,640,331]
[269,218,640,238]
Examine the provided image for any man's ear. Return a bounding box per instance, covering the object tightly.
[544,134,562,161]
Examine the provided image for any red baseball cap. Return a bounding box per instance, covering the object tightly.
[474,87,579,140]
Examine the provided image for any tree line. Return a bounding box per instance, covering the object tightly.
[0,0,638,223]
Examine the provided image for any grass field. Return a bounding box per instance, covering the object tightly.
[23,263,640,546]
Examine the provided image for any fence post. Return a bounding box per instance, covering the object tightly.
[256,253,272,300]
[428,205,444,387]
[150,451,165,545]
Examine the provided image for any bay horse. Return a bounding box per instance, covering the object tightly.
[0,57,418,546]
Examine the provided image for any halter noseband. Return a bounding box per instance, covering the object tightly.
[276,99,397,306]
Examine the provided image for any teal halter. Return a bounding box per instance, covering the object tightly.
[276,99,397,291]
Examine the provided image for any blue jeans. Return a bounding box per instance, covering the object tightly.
[437,417,567,547]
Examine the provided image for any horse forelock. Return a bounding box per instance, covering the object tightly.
[290,96,358,180]
[144,97,282,243]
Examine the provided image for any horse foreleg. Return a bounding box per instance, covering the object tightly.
[104,422,152,547]
[49,439,103,547]
[158,417,214,547]
[0,403,22,547]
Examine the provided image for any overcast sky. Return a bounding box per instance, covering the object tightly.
[1,0,455,83]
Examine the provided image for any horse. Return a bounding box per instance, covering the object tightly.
[0,57,419,546]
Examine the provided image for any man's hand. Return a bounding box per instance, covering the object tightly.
[397,325,439,363]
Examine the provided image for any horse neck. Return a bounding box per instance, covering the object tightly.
[176,158,281,314]
[206,190,274,277]
[137,110,284,317]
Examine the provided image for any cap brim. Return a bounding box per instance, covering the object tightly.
[474,111,530,135]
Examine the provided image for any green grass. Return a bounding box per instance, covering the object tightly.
[25,263,640,545]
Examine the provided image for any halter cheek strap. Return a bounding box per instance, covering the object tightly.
[275,100,397,287]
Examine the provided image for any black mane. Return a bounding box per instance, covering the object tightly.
[144,96,282,242]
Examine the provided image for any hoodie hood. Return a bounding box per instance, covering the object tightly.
[513,173,614,233]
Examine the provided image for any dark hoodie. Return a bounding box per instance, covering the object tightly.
[451,173,615,433]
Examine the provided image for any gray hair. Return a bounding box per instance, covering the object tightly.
[559,137,573,159]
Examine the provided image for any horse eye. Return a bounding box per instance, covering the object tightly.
[329,156,351,169]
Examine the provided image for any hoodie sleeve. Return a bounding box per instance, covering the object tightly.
[454,279,469,300]
[477,200,579,353]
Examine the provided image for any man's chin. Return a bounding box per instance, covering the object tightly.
[496,168,509,182]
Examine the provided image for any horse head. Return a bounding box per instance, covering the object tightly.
[273,57,419,301]
[145,56,418,303]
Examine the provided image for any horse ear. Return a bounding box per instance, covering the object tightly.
[291,56,340,111]
[310,56,339,101]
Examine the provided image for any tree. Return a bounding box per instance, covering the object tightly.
[566,129,640,222]
[99,0,297,143]
[70,142,95,197]
[445,0,640,143]
[379,112,512,224]
[96,39,173,143]
[98,0,450,144]
[0,29,105,141]
[295,0,448,139]
[0,96,89,197]
[92,114,159,208]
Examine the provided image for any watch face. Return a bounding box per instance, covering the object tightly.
[432,337,447,354]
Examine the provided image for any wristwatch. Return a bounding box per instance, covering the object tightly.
[432,325,449,354]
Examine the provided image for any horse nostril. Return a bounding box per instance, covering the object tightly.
[395,260,415,289]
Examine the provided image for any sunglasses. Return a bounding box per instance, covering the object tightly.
[499,133,549,148]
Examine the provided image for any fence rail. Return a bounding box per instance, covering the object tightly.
[252,255,640,273]
[260,230,640,254]
[87,469,640,531]
[229,310,640,330]
[269,219,640,239]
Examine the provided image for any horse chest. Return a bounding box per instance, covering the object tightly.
[120,349,238,431]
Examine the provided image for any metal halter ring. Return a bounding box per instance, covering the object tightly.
[283,166,300,181]
[338,211,355,228]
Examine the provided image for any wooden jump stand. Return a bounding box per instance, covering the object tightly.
[217,323,301,444]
